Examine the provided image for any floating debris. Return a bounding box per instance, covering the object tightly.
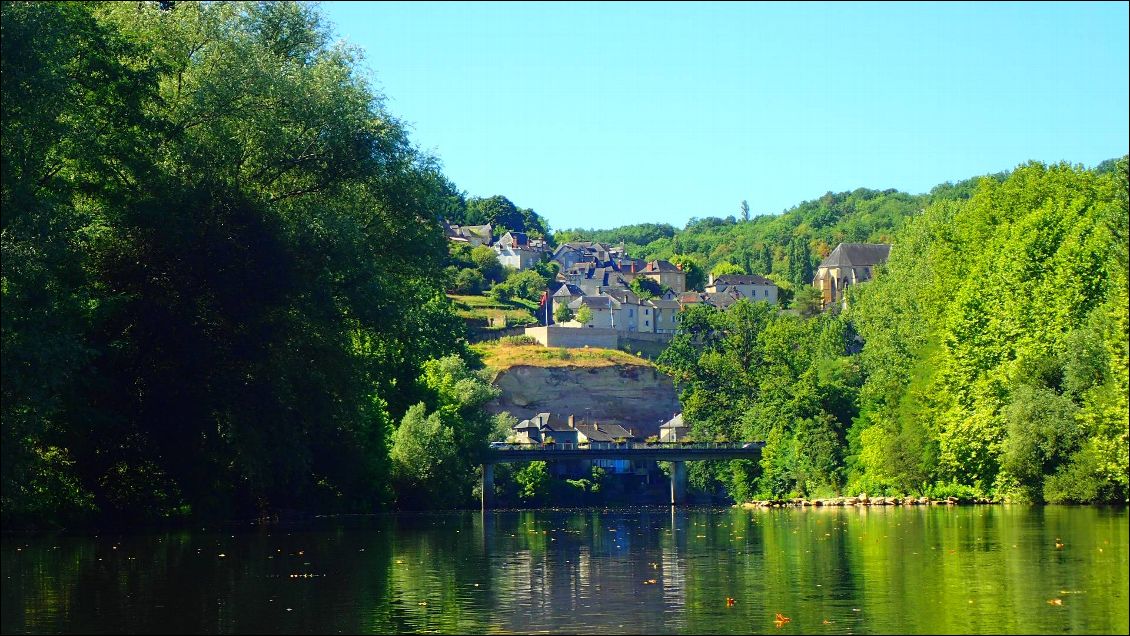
[774,613,791,628]
[1047,598,1063,606]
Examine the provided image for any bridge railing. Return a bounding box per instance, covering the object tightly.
[488,441,763,452]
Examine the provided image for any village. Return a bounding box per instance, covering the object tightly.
[445,219,890,345]
[446,219,893,488]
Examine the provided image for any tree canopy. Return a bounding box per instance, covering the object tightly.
[1,1,467,526]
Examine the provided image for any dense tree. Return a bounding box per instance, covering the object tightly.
[554,302,573,324]
[2,1,469,526]
[629,276,663,300]
[669,255,706,291]
[711,261,745,278]
[575,305,594,326]
[850,160,1128,502]
[470,245,504,283]
[657,160,1126,505]
[490,269,546,303]
[390,355,500,508]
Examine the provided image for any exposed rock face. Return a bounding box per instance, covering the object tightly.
[486,365,680,439]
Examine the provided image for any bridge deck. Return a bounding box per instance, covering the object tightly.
[485,441,765,464]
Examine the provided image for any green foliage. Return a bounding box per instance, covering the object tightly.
[850,159,1129,502]
[670,255,706,291]
[2,1,469,525]
[711,261,745,277]
[554,302,573,324]
[628,276,663,300]
[391,355,500,508]
[1000,385,1080,501]
[453,267,485,294]
[490,269,547,304]
[515,461,551,503]
[561,187,922,282]
[659,299,858,499]
[464,195,550,238]
[575,305,594,326]
[470,245,504,283]
[654,159,1127,505]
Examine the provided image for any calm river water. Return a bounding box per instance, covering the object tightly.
[2,505,1127,634]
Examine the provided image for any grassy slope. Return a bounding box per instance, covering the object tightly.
[449,294,541,328]
[472,341,653,377]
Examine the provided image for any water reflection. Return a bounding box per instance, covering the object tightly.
[2,506,1127,634]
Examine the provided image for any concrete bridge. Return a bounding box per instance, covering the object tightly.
[481,441,765,509]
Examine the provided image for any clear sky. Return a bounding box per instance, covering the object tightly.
[318,1,1129,231]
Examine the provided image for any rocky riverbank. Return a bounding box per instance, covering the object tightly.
[738,494,996,508]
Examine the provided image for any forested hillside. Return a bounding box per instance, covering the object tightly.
[557,179,1016,294]
[658,160,1129,503]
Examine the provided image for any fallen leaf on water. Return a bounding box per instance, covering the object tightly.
[774,613,791,628]
[643,579,657,585]
[822,619,832,625]
[1047,598,1063,606]
[726,597,735,607]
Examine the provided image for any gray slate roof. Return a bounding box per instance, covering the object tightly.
[643,260,682,273]
[818,243,892,268]
[552,283,584,297]
[573,421,614,442]
[711,274,775,286]
[599,423,636,440]
[569,295,617,309]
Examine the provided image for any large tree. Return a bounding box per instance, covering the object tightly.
[2,1,465,526]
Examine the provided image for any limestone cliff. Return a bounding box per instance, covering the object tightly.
[485,364,681,439]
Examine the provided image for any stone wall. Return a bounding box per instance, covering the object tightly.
[524,326,672,350]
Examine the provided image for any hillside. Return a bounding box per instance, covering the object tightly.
[472,340,651,377]
[554,173,1027,293]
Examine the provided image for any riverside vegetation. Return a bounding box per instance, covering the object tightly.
[2,2,1126,531]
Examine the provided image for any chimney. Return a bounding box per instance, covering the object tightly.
[631,262,636,273]
[568,415,575,429]
[708,272,715,286]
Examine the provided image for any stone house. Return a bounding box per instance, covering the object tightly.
[813,243,892,309]
[704,274,778,304]
[647,298,681,334]
[510,414,640,475]
[444,221,493,247]
[659,413,688,442]
[639,260,686,293]
[549,282,584,324]
[493,231,543,270]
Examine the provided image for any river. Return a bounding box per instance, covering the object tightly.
[2,505,1126,634]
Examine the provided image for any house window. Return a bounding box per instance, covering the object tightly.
[645,320,649,326]
[629,309,634,317]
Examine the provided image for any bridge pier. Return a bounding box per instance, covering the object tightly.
[670,460,687,506]
[482,463,494,511]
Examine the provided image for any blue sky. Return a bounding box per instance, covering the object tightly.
[318,1,1129,231]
